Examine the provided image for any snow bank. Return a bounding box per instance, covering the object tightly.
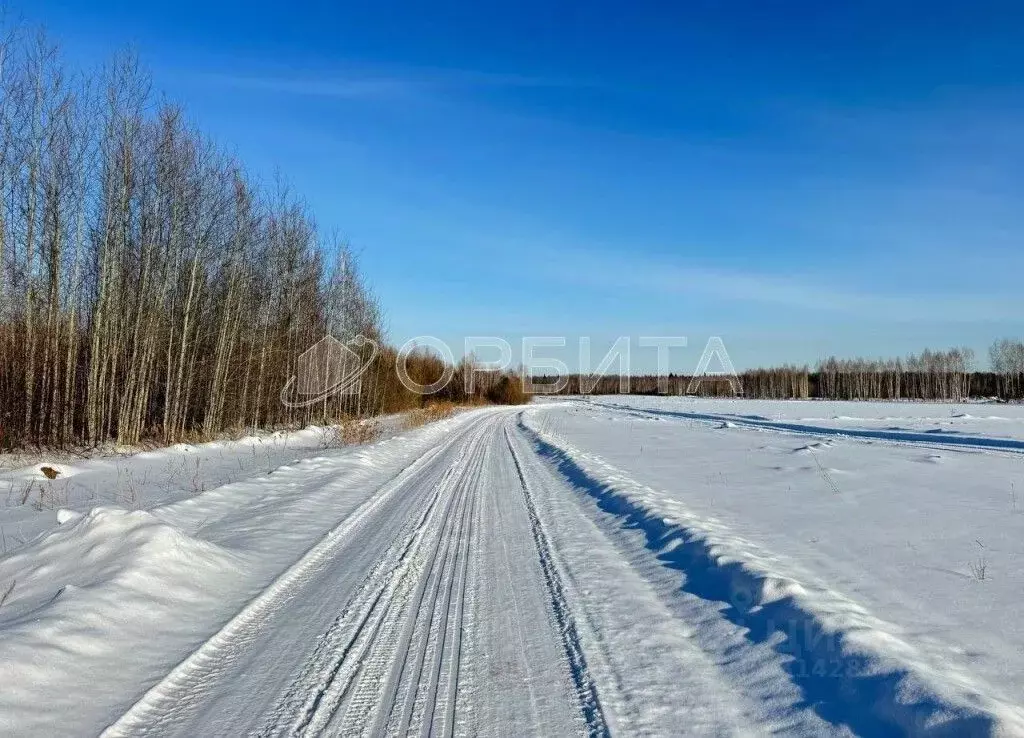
[0,507,248,734]
[0,415,426,558]
[522,410,1024,737]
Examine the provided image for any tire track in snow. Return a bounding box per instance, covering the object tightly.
[302,415,487,737]
[439,459,474,737]
[504,426,610,738]
[589,399,1024,455]
[276,456,461,735]
[402,455,477,737]
[367,423,483,737]
[99,413,495,737]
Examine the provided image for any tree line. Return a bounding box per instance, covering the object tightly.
[537,341,1024,402]
[0,26,460,449]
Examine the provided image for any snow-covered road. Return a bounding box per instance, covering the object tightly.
[3,400,1024,736]
[101,410,603,737]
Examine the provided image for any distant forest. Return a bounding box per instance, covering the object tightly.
[538,340,1024,402]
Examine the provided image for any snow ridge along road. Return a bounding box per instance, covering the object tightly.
[3,400,1024,736]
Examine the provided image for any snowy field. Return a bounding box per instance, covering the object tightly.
[532,396,1024,734]
[1,398,1023,736]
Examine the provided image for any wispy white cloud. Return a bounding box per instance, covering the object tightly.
[199,65,581,102]
[200,73,417,99]
[538,248,1023,323]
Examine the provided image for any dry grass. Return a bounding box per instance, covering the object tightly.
[0,580,15,609]
[811,453,842,495]
[4,477,72,511]
[318,417,381,449]
[322,401,478,448]
[969,540,988,582]
[969,555,988,582]
[402,401,464,431]
[336,418,381,446]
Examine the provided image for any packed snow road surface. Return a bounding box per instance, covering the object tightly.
[2,400,1024,736]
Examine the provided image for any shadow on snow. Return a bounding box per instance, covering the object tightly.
[592,402,1024,454]
[522,419,998,738]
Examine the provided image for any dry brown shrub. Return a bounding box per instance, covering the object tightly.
[338,418,380,445]
[485,376,530,405]
[403,401,461,431]
[320,417,381,449]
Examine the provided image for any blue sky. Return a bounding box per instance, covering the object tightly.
[25,1,1024,370]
